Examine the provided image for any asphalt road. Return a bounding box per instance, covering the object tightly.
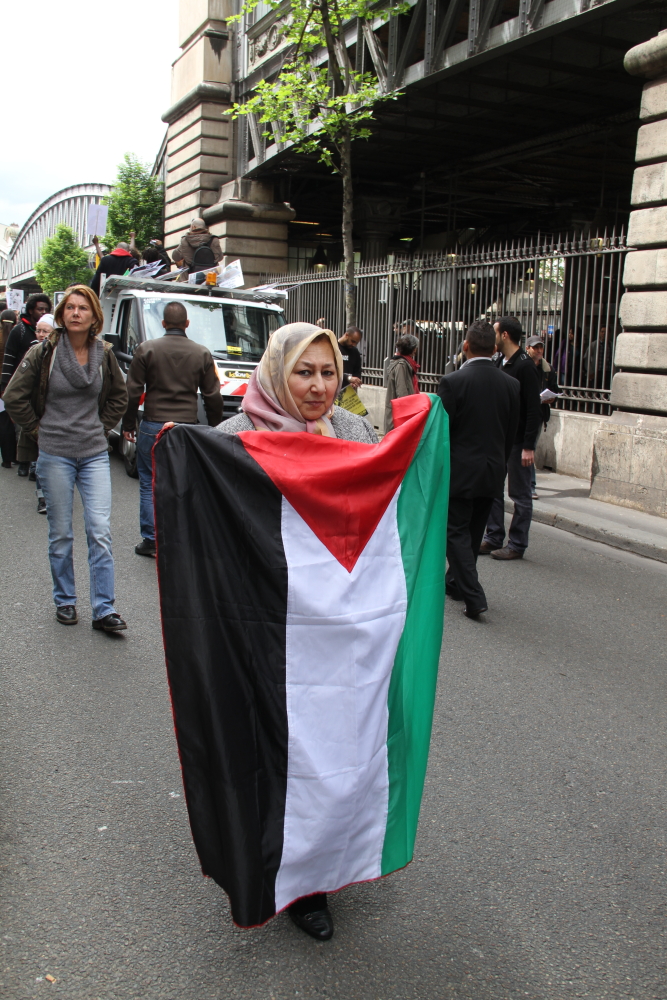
[1,449,666,1000]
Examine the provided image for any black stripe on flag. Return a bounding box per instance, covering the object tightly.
[154,425,288,927]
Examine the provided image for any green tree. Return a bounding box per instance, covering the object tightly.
[34,224,91,297]
[231,0,405,327]
[103,153,164,250]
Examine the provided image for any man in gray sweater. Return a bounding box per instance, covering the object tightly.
[122,300,224,556]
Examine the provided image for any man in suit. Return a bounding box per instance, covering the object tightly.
[438,321,519,618]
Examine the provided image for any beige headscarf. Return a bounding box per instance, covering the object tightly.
[242,322,343,436]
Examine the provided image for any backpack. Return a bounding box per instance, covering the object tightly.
[191,238,216,272]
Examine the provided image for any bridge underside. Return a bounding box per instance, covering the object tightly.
[248,0,666,257]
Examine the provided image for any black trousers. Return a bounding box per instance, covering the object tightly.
[484,443,532,553]
[0,411,16,465]
[446,495,495,610]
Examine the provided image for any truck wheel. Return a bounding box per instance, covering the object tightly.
[121,436,139,479]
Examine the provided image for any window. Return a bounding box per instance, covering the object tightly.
[141,297,284,362]
[118,299,140,356]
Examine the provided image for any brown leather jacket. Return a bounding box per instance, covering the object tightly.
[122,329,224,432]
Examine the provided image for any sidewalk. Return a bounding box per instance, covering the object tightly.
[504,469,667,563]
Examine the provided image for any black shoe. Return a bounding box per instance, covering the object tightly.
[445,583,463,601]
[28,469,36,481]
[56,605,78,625]
[289,905,334,941]
[37,497,47,515]
[135,538,156,557]
[464,605,488,619]
[17,463,29,477]
[92,613,127,633]
[1,461,12,469]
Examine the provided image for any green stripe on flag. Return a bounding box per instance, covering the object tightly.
[381,394,449,874]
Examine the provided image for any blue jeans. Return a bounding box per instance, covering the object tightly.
[29,460,44,499]
[37,450,116,619]
[136,420,164,541]
[484,443,533,553]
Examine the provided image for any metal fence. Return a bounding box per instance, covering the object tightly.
[261,231,627,415]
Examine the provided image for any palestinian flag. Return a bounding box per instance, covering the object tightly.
[154,393,449,928]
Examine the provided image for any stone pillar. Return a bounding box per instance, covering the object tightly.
[162,1,234,253]
[203,178,295,289]
[162,0,295,286]
[590,31,667,516]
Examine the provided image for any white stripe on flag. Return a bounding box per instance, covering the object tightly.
[274,491,407,912]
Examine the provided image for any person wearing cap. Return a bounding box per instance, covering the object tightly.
[20,314,58,512]
[89,240,139,296]
[171,218,223,275]
[526,334,562,499]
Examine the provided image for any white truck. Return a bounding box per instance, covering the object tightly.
[99,275,286,475]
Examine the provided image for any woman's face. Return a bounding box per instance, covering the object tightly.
[287,339,338,422]
[63,294,94,335]
[35,321,53,342]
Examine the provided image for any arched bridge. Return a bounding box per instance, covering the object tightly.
[8,183,111,293]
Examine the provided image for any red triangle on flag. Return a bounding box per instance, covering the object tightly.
[239,394,432,572]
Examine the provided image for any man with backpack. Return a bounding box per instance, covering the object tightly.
[171,218,223,274]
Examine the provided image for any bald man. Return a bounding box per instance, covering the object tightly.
[122,300,224,556]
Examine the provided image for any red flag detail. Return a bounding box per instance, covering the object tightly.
[239,393,431,571]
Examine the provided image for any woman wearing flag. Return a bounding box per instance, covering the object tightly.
[218,323,377,940]
[220,322,377,443]
[154,323,448,944]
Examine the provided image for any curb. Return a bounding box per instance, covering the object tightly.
[503,499,667,564]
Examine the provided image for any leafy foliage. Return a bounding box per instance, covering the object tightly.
[230,0,406,323]
[231,0,405,172]
[103,154,164,250]
[34,224,91,296]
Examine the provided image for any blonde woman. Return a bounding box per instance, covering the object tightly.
[4,286,128,631]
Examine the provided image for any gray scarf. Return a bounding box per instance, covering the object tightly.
[58,331,104,388]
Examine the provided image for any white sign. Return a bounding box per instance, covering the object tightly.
[6,289,24,312]
[217,259,244,289]
[87,203,108,239]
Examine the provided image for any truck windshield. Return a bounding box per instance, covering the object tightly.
[141,298,283,361]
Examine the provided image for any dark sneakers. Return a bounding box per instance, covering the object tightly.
[92,613,127,633]
[56,605,78,625]
[37,498,47,515]
[135,538,156,558]
[17,463,29,477]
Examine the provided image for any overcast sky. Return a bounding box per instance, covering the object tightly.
[2,0,180,230]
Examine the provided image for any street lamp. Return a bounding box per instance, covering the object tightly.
[310,244,328,272]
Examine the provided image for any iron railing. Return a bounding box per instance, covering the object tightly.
[261,231,627,415]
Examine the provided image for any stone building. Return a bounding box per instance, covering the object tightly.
[160,0,294,288]
[590,30,667,516]
[158,0,667,515]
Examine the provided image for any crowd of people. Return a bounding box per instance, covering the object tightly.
[88,217,222,294]
[0,272,559,632]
